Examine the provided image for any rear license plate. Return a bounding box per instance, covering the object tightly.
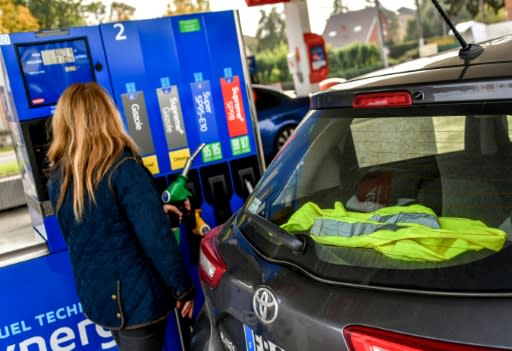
[243,324,285,351]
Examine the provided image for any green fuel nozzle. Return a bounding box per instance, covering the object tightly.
[162,143,205,204]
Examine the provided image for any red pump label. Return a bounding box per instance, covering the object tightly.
[221,75,248,137]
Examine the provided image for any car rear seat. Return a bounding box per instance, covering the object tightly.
[435,116,512,228]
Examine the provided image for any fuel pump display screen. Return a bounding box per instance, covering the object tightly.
[16,38,95,107]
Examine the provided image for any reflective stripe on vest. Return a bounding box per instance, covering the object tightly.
[281,201,507,262]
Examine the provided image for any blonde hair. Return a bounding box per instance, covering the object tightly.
[48,82,139,220]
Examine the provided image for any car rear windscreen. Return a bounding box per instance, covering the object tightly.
[244,112,512,292]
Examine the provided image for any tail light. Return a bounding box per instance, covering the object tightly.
[352,91,412,108]
[344,325,507,351]
[199,225,226,289]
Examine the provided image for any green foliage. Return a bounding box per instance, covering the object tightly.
[388,40,418,60]
[109,2,135,21]
[327,42,384,79]
[254,43,291,84]
[444,0,504,17]
[0,0,39,33]
[0,145,13,153]
[405,0,473,41]
[0,159,19,177]
[165,0,210,15]
[477,6,507,23]
[332,42,381,71]
[255,7,286,52]
[12,0,124,29]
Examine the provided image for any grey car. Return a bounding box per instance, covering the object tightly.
[191,31,512,351]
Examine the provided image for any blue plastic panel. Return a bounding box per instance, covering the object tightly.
[0,252,116,350]
[17,38,95,107]
[0,26,113,121]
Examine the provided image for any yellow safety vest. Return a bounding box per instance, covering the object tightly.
[281,202,507,262]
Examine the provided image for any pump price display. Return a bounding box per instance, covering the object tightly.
[202,142,223,163]
[231,135,251,156]
[41,48,75,65]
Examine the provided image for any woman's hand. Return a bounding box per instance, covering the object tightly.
[176,299,194,319]
[163,204,183,223]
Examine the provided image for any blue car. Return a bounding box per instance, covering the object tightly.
[252,85,309,162]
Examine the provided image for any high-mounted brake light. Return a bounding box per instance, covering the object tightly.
[199,225,226,289]
[344,325,508,351]
[352,91,412,108]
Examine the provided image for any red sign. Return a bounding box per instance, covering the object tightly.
[245,0,290,6]
[304,32,329,83]
[220,75,248,137]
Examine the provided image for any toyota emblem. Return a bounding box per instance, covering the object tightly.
[253,287,279,324]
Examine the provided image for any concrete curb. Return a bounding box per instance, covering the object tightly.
[0,175,26,211]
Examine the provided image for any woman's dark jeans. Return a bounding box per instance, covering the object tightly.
[110,318,168,351]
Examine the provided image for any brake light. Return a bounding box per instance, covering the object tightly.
[199,225,226,289]
[352,91,412,108]
[344,326,507,351]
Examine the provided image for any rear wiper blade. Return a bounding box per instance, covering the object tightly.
[244,211,305,253]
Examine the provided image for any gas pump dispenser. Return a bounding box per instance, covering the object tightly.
[0,28,113,253]
[0,10,263,351]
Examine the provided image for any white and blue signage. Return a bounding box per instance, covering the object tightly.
[190,72,219,145]
[0,252,116,350]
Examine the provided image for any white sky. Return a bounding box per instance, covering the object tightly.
[103,0,417,35]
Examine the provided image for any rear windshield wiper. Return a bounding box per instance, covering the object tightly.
[244,211,305,253]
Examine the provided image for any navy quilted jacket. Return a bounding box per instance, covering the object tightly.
[48,152,193,329]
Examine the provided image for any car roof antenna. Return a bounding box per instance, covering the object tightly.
[431,0,484,61]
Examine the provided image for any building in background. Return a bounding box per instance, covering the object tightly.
[452,20,512,44]
[322,7,391,49]
[396,7,416,42]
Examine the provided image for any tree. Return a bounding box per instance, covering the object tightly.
[13,0,115,29]
[405,0,472,40]
[109,1,135,21]
[165,0,210,15]
[82,2,106,24]
[0,0,39,33]
[332,0,348,15]
[444,0,504,17]
[255,7,286,52]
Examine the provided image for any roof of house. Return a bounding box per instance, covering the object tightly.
[322,7,378,48]
[397,7,415,16]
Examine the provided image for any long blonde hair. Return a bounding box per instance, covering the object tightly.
[48,82,139,220]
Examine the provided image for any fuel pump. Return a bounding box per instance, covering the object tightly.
[162,143,211,251]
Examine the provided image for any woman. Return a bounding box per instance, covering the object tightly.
[47,82,195,350]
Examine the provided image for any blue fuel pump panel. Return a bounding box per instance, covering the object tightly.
[0,27,113,121]
[0,27,113,251]
[0,10,263,351]
[170,12,262,228]
[100,11,262,230]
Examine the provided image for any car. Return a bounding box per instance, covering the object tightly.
[191,23,512,351]
[252,84,309,163]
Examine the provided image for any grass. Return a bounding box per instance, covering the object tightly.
[0,159,20,177]
[0,145,14,153]
[0,147,20,177]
